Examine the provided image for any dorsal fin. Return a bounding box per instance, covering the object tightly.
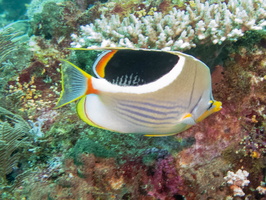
[92,50,117,78]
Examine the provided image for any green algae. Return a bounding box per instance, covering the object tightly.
[69,136,116,165]
[69,50,99,76]
[234,30,266,50]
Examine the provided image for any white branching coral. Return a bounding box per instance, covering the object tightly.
[71,0,266,51]
[256,182,266,195]
[224,169,250,197]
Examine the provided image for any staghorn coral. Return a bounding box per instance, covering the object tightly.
[71,0,266,50]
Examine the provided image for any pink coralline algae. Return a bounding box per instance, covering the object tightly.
[148,156,185,199]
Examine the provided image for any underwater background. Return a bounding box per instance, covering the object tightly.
[0,0,266,199]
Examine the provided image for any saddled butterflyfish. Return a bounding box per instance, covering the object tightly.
[55,47,222,136]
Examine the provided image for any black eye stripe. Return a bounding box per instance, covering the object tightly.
[207,101,214,110]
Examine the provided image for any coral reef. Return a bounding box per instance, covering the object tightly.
[26,0,65,19]
[15,152,187,199]
[239,126,266,158]
[257,182,266,195]
[0,20,32,97]
[224,169,250,197]
[68,136,116,162]
[0,0,266,199]
[148,155,185,198]
[71,0,266,50]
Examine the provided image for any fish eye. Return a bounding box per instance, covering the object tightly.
[207,100,214,110]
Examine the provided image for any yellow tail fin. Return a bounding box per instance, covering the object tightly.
[55,60,92,108]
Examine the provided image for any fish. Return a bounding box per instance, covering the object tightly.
[55,47,222,137]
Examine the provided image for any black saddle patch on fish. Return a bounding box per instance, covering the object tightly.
[104,50,179,86]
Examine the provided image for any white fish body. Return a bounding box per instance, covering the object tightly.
[56,48,222,136]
